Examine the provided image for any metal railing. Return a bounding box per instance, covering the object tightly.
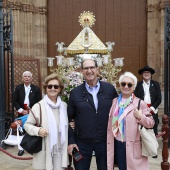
[164,6,170,121]
[0,0,5,142]
[0,1,13,142]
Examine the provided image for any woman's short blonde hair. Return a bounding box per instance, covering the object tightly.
[43,74,64,95]
[118,72,138,90]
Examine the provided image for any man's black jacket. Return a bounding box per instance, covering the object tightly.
[68,81,118,144]
[14,83,42,111]
[134,80,162,109]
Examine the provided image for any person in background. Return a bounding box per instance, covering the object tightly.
[67,58,118,170]
[107,72,154,170]
[134,65,162,136]
[24,73,69,170]
[14,71,42,156]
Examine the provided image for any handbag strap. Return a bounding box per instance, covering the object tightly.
[138,99,141,110]
[138,99,152,129]
[29,103,42,127]
[137,99,143,129]
[37,103,42,126]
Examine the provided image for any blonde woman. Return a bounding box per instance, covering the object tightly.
[24,74,68,170]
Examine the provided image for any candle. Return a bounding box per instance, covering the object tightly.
[67,57,74,66]
[47,57,55,67]
[97,58,102,66]
[103,55,110,64]
[56,56,64,66]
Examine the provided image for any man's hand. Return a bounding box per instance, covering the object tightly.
[22,110,29,115]
[69,119,75,130]
[68,144,79,155]
[148,107,154,114]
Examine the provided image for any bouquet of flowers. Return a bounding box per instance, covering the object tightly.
[61,70,118,103]
[61,71,83,104]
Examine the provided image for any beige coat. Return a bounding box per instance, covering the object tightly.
[107,97,155,170]
[24,100,68,170]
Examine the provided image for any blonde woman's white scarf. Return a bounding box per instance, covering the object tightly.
[44,95,67,155]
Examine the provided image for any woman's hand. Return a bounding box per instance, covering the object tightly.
[133,109,142,120]
[38,128,48,137]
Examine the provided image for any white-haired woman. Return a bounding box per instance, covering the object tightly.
[107,72,154,170]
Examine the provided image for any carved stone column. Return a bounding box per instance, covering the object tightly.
[146,0,168,110]
[146,0,162,83]
[2,0,47,81]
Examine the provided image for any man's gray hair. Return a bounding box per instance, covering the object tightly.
[81,59,98,69]
[22,71,32,77]
[119,72,137,89]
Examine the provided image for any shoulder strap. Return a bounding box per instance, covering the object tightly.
[37,103,42,125]
[137,99,143,129]
[138,99,141,110]
[29,103,42,127]
[138,99,152,129]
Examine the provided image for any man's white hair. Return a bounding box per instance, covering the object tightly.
[22,71,32,77]
[119,72,137,90]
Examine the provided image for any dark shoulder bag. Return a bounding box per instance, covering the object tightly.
[20,103,42,155]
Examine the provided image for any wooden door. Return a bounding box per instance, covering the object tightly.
[47,0,147,80]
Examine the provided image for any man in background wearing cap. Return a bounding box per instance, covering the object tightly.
[134,65,162,136]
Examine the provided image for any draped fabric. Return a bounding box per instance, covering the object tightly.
[112,94,132,141]
[44,95,67,155]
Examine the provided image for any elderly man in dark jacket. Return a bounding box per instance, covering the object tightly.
[14,71,42,156]
[134,65,162,136]
[67,58,118,170]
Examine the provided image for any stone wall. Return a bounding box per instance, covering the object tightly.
[146,0,169,109]
[147,0,164,86]
[2,0,166,110]
[3,0,47,81]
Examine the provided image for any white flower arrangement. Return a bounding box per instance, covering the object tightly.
[61,71,83,103]
[61,70,117,103]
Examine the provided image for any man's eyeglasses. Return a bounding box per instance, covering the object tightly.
[120,82,134,88]
[47,84,60,89]
[83,66,96,71]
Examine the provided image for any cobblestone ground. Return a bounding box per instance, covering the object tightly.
[0,115,169,170]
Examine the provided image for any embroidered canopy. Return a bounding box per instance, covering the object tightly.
[66,11,108,55]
